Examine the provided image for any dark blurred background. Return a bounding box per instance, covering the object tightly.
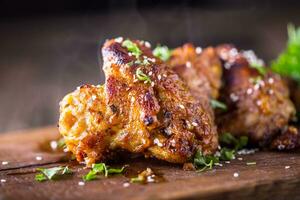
[0,0,299,133]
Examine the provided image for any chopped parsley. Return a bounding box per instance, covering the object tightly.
[83,163,126,181]
[246,161,256,165]
[57,138,66,148]
[219,147,235,161]
[249,76,262,85]
[210,99,227,111]
[219,132,248,150]
[136,68,151,83]
[153,45,172,61]
[35,166,72,182]
[122,39,142,59]
[193,150,219,172]
[271,24,300,83]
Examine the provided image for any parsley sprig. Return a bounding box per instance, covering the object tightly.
[83,163,126,181]
[35,166,73,182]
[122,39,142,59]
[271,24,300,83]
[153,45,172,61]
[193,133,248,172]
[210,99,227,111]
[136,68,151,83]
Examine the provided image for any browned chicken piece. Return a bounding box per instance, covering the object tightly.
[59,38,218,166]
[168,43,222,101]
[270,126,300,150]
[216,44,296,146]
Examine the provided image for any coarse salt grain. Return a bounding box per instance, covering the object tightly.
[2,161,8,165]
[230,93,239,102]
[78,181,85,186]
[50,141,58,150]
[35,156,43,161]
[123,182,130,187]
[233,172,239,178]
[1,179,6,183]
[285,166,290,169]
[237,157,243,161]
[151,82,155,87]
[157,75,162,80]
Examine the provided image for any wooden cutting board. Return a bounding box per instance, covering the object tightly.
[0,126,300,200]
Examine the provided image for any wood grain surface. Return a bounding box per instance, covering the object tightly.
[0,126,300,200]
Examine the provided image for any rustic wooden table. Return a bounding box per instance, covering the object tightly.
[0,126,300,200]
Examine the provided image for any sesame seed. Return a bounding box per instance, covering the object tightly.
[256,100,262,106]
[1,179,6,183]
[151,82,155,87]
[157,75,162,80]
[192,122,198,126]
[285,166,290,169]
[153,138,163,147]
[115,37,123,43]
[92,95,97,100]
[246,88,253,95]
[225,161,230,164]
[148,71,153,76]
[186,61,192,68]
[123,182,130,187]
[2,161,8,165]
[233,172,239,178]
[268,78,274,84]
[145,41,151,48]
[35,156,43,161]
[224,62,232,70]
[196,47,202,54]
[128,52,132,56]
[237,157,243,161]
[163,74,167,78]
[78,181,85,186]
[131,96,135,103]
[230,93,239,102]
[268,89,274,95]
[254,84,260,90]
[179,104,185,109]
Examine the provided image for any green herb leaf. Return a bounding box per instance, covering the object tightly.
[271,24,300,83]
[250,64,267,75]
[246,161,256,165]
[219,147,235,161]
[193,150,219,172]
[136,68,151,83]
[36,166,72,181]
[83,163,126,181]
[219,133,248,150]
[122,39,142,59]
[153,45,172,61]
[35,173,47,182]
[210,99,227,111]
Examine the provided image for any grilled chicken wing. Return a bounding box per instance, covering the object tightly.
[59,39,218,166]
[168,43,222,101]
[216,44,296,146]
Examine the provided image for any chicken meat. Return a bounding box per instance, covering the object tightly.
[59,39,218,166]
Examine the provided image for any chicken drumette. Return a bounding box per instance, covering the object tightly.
[215,44,296,146]
[59,39,218,166]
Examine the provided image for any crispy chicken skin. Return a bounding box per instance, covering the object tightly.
[168,43,222,101]
[59,39,218,166]
[271,126,300,150]
[216,44,296,145]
